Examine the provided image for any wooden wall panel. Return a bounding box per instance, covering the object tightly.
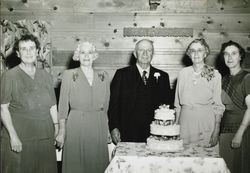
[1,9,250,88]
[2,0,250,13]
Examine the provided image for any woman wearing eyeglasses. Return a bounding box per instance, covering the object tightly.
[174,38,225,150]
[56,42,110,173]
[219,41,250,173]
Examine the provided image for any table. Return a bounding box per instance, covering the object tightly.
[105,142,230,173]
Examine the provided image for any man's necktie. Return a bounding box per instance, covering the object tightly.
[142,71,147,85]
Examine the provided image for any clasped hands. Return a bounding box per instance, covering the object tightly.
[55,128,65,149]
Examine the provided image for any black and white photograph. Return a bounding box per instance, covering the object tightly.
[1,0,250,173]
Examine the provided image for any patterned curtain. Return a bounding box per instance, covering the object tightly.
[0,19,51,74]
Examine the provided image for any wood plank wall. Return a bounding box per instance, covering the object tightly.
[1,0,250,88]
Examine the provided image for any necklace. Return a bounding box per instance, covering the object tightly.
[192,70,201,85]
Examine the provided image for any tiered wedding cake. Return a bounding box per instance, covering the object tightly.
[147,105,183,152]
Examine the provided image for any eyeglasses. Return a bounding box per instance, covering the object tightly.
[189,49,205,55]
[79,51,95,55]
[223,51,239,57]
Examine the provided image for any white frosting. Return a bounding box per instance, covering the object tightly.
[150,124,180,136]
[147,136,183,152]
[154,107,175,121]
[146,105,183,152]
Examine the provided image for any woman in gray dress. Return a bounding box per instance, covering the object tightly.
[56,41,110,173]
[219,40,250,173]
[1,34,58,173]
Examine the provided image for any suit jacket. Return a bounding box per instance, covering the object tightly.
[108,65,171,142]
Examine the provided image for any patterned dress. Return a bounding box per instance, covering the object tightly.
[220,70,250,173]
[58,68,110,173]
[1,66,57,173]
[174,66,225,148]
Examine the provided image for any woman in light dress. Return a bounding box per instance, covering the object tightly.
[174,38,225,149]
[56,42,110,173]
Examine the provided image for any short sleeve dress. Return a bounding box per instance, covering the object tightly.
[1,65,57,173]
[220,70,250,173]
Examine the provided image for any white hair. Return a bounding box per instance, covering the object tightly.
[72,41,98,61]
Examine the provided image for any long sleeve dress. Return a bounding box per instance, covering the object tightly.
[1,66,58,173]
[220,70,250,173]
[58,68,110,173]
[174,66,225,148]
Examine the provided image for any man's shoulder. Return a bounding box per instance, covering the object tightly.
[116,65,135,73]
[151,66,169,76]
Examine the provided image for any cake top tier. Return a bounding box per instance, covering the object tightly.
[154,105,175,121]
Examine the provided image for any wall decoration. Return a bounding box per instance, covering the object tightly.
[0,19,51,72]
[123,27,193,37]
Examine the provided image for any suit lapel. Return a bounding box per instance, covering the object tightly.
[148,66,156,86]
[130,65,141,108]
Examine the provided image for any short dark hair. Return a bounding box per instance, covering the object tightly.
[14,34,40,52]
[219,40,245,65]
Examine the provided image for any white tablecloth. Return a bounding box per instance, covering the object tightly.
[105,142,230,173]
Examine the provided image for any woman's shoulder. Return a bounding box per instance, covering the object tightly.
[95,70,109,81]
[61,68,79,77]
[242,70,250,81]
[201,65,221,81]
[36,68,52,77]
[213,68,221,77]
[1,66,20,79]
[178,66,192,76]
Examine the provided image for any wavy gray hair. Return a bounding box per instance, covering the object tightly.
[186,38,210,58]
[72,41,98,61]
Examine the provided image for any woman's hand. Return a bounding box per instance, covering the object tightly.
[54,124,59,145]
[209,127,220,147]
[1,103,22,152]
[231,129,243,148]
[10,134,22,153]
[56,126,66,149]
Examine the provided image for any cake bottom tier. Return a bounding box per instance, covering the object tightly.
[147,136,183,152]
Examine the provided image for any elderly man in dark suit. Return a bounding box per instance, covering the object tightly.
[108,39,172,144]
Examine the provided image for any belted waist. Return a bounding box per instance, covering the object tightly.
[70,108,104,113]
[220,109,245,133]
[10,109,50,120]
[181,105,212,110]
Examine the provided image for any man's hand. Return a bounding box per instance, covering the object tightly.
[111,128,121,145]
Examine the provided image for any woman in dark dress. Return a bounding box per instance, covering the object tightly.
[1,34,58,173]
[219,40,250,173]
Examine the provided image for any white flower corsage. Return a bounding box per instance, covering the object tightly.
[98,72,105,81]
[154,72,160,83]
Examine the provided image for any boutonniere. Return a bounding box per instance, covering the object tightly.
[98,72,105,82]
[201,65,215,82]
[72,72,79,82]
[154,72,161,83]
